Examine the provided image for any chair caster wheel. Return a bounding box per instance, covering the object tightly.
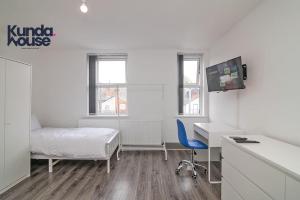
[175,169,180,175]
[192,174,197,179]
[204,169,208,175]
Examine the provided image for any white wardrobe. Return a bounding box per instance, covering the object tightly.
[0,57,31,194]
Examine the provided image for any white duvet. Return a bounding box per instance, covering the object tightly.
[31,127,118,159]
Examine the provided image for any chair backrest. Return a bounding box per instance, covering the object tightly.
[176,119,189,147]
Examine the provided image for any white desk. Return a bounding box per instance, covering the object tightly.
[193,122,244,184]
[222,135,300,200]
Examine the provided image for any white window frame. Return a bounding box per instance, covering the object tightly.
[180,54,204,116]
[93,54,128,117]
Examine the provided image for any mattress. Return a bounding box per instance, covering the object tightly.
[31,127,118,159]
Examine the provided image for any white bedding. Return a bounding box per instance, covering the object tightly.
[31,127,118,159]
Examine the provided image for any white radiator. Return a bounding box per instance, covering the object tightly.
[120,120,163,146]
[78,119,163,146]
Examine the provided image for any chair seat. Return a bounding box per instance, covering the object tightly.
[185,139,208,149]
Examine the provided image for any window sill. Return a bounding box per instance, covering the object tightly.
[175,115,208,119]
[83,115,129,119]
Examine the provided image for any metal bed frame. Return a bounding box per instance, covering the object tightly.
[31,131,121,174]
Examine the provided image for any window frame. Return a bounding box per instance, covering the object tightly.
[88,54,128,117]
[178,54,204,116]
[96,57,128,85]
[182,57,201,85]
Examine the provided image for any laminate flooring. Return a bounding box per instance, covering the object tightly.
[0,150,221,200]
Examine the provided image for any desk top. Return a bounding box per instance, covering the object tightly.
[194,122,241,133]
[223,135,300,181]
[193,122,244,147]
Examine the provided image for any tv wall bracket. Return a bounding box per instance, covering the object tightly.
[242,64,247,80]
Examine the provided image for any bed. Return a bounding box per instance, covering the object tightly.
[30,116,120,173]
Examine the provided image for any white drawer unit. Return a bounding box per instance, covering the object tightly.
[222,135,300,200]
[222,179,243,200]
[285,176,300,200]
[222,139,285,200]
[222,160,272,200]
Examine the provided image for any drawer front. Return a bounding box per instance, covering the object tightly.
[285,176,300,200]
[222,140,285,200]
[222,178,243,200]
[222,160,272,200]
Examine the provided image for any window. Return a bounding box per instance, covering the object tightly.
[88,55,128,116]
[178,54,202,115]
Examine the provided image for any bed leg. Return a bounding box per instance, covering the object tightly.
[117,145,121,161]
[107,159,110,174]
[117,134,121,160]
[164,148,168,161]
[49,159,53,173]
[163,142,168,161]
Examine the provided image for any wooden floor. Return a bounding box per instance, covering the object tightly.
[0,151,221,200]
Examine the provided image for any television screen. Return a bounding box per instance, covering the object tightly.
[206,57,245,92]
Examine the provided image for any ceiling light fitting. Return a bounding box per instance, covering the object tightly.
[80,0,88,13]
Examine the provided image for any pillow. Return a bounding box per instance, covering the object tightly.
[31,114,42,130]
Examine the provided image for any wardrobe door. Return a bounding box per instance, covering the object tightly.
[4,60,31,186]
[0,58,5,190]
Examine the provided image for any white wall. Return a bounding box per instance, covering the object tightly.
[208,0,300,146]
[0,47,209,142]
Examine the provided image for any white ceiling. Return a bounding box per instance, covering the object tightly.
[0,0,262,50]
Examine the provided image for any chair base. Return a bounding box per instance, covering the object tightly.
[175,150,208,179]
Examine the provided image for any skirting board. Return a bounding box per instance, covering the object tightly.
[166,143,220,162]
[166,143,188,150]
[0,174,30,195]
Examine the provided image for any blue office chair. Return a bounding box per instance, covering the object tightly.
[176,119,208,179]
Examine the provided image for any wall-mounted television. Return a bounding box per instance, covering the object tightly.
[206,56,246,92]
